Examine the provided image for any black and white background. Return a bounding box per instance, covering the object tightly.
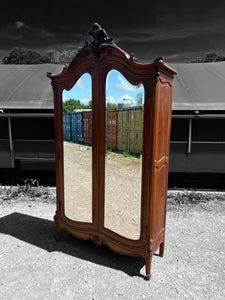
[1,0,225,62]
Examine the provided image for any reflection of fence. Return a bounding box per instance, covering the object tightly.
[63,106,143,153]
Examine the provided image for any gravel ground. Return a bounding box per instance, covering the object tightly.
[1,189,225,299]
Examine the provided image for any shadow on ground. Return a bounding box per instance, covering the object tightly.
[0,212,146,278]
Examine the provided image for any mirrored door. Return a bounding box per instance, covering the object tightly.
[62,73,92,223]
[104,70,144,239]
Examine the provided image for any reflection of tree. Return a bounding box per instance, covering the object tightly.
[136,92,143,105]
[63,99,92,113]
[88,100,92,109]
[107,102,117,109]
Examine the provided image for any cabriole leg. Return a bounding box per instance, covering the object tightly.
[56,226,62,242]
[159,241,164,257]
[145,252,153,280]
[54,212,62,242]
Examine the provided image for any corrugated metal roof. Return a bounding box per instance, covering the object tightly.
[0,62,225,111]
[170,61,225,110]
[0,64,63,109]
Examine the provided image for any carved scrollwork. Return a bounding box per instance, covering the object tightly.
[153,57,164,85]
[46,72,52,78]
[153,56,164,64]
[90,234,107,247]
[63,63,68,72]
[129,53,138,63]
[154,156,169,170]
[154,70,161,85]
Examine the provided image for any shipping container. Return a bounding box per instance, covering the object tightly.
[82,110,92,144]
[63,113,71,141]
[116,109,129,152]
[128,108,143,153]
[106,109,117,149]
[71,112,83,142]
[117,106,143,153]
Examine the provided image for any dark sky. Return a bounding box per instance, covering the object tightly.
[1,0,225,62]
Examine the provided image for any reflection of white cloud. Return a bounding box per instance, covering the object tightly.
[116,75,136,92]
[81,98,88,105]
[76,78,86,90]
[63,94,70,102]
[106,94,136,105]
[81,92,91,105]
[119,94,135,105]
[106,96,116,103]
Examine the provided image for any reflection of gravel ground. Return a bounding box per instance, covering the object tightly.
[64,141,141,239]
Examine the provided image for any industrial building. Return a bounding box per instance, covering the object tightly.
[0,62,225,187]
[0,64,62,184]
[170,62,225,188]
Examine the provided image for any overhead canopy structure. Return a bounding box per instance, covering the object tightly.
[0,61,225,110]
[170,61,225,111]
[0,64,63,109]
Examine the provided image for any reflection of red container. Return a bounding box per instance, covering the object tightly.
[107,109,117,149]
[82,110,92,144]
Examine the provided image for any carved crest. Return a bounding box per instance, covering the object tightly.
[79,23,113,52]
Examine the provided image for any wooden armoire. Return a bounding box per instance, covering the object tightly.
[47,23,177,280]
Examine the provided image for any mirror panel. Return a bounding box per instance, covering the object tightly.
[104,70,144,239]
[62,73,92,223]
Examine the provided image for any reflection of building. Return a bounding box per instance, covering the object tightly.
[0,64,62,184]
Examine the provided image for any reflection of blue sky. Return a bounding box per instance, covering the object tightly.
[63,73,92,104]
[63,70,144,106]
[106,70,144,106]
